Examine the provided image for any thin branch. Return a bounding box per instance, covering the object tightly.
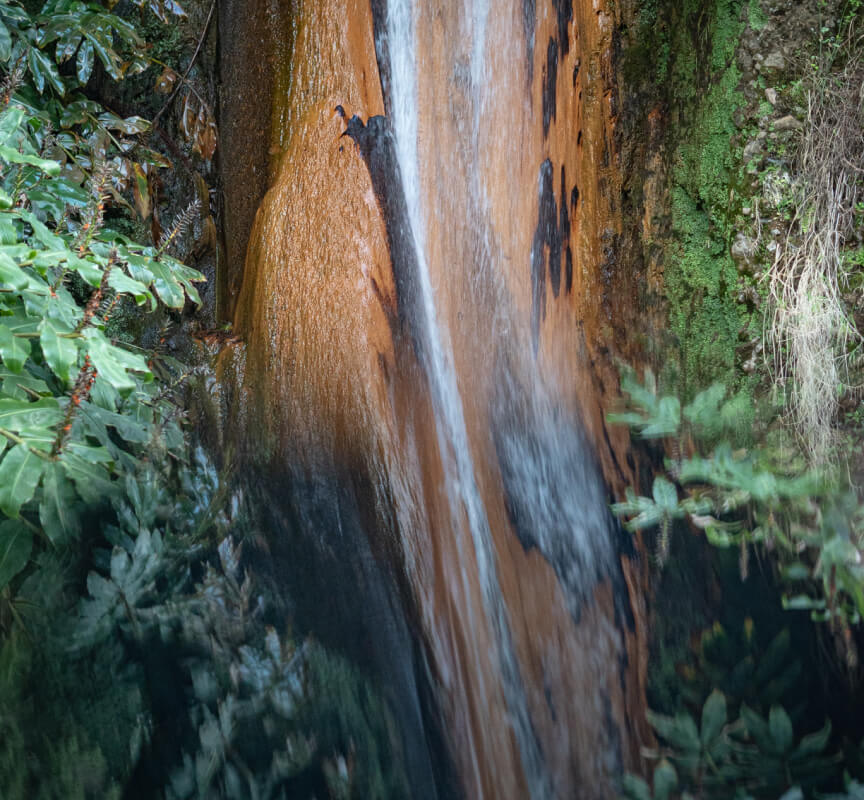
[152,0,217,127]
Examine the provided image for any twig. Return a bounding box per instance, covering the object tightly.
[152,0,216,127]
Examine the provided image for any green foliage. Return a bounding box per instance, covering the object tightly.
[0,452,409,798]
[609,372,864,634]
[626,0,755,395]
[0,0,201,591]
[665,0,751,396]
[622,690,840,800]
[678,622,806,722]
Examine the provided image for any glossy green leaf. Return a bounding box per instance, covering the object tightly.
[0,142,61,174]
[83,329,150,393]
[147,258,185,308]
[0,443,45,516]
[782,594,825,611]
[0,397,62,430]
[620,775,651,800]
[60,451,115,505]
[0,367,48,398]
[39,318,77,383]
[84,31,120,80]
[0,20,11,62]
[741,704,774,753]
[0,249,30,290]
[29,46,65,95]
[0,323,31,372]
[107,268,153,307]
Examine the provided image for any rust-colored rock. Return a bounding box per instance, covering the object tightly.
[218,0,651,796]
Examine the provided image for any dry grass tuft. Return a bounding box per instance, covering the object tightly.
[766,30,864,463]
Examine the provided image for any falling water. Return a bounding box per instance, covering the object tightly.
[224,0,643,796]
[383,1,617,797]
[385,1,554,796]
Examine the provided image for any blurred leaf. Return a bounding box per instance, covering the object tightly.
[0,444,45,517]
[39,460,81,543]
[769,705,794,754]
[701,690,727,745]
[0,518,31,588]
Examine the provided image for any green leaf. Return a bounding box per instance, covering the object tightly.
[83,403,151,444]
[107,268,153,307]
[0,249,29,291]
[0,367,48,398]
[0,322,31,372]
[768,705,794,754]
[705,525,736,548]
[39,318,77,384]
[0,519,31,589]
[652,476,679,513]
[147,258,184,308]
[55,29,82,63]
[793,721,831,758]
[647,710,701,753]
[701,690,727,745]
[740,704,773,753]
[0,397,62,430]
[0,443,45,517]
[0,20,11,62]
[653,760,678,800]
[83,329,150,393]
[620,775,651,800]
[782,594,825,611]
[0,142,61,175]
[153,256,203,306]
[29,46,65,95]
[39,461,80,544]
[781,563,811,581]
[60,452,115,505]
[683,383,726,433]
[754,629,791,685]
[84,31,120,80]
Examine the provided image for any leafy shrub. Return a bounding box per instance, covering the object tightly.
[622,690,840,800]
[0,452,409,799]
[609,368,864,642]
[0,0,203,592]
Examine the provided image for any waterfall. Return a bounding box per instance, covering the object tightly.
[225,0,641,795]
[382,1,616,797]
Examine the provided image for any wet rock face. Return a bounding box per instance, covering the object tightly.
[217,0,289,321]
[219,0,650,797]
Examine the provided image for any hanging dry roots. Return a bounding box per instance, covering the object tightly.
[766,38,864,463]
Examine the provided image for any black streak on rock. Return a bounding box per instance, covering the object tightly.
[542,36,559,138]
[565,246,573,294]
[368,0,393,119]
[555,166,570,298]
[531,160,575,346]
[531,160,554,351]
[554,0,573,57]
[343,114,426,366]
